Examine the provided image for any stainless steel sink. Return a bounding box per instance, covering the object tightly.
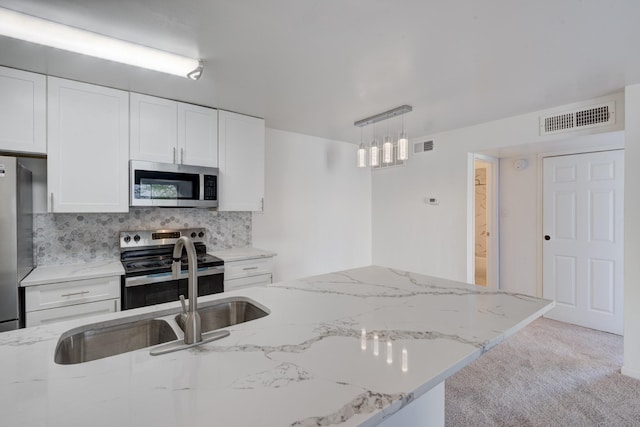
[175,298,269,333]
[54,318,178,365]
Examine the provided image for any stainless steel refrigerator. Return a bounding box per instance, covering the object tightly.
[0,155,33,331]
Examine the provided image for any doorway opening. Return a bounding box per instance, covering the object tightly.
[468,154,499,289]
[474,160,489,286]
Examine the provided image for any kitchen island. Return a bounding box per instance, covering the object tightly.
[0,266,552,426]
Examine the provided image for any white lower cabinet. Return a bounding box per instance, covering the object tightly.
[26,299,119,327]
[223,257,273,291]
[25,275,121,327]
[226,274,272,292]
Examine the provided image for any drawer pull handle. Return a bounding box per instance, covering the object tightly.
[61,291,90,297]
[243,267,259,270]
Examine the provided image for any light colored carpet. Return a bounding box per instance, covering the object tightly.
[445,317,640,426]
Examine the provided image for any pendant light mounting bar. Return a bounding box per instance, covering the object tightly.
[354,105,412,127]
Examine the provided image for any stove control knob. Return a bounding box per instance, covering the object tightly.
[190,232,197,238]
[123,235,131,243]
[133,234,141,243]
[198,231,205,238]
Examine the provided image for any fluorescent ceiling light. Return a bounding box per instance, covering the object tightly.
[0,7,203,80]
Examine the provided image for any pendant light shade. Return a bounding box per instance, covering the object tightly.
[370,140,380,167]
[356,143,367,168]
[397,130,409,161]
[382,135,393,164]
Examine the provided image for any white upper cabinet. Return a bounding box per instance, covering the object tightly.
[178,102,218,167]
[218,110,265,211]
[47,77,129,213]
[130,93,177,163]
[0,66,46,154]
[130,93,218,167]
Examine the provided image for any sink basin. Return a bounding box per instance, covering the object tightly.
[176,298,269,333]
[54,318,178,365]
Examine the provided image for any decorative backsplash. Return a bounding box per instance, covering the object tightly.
[34,208,251,266]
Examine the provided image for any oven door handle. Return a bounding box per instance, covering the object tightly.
[125,266,224,287]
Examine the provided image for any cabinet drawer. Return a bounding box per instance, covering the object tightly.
[225,274,272,292]
[224,258,273,280]
[26,299,119,327]
[25,276,120,312]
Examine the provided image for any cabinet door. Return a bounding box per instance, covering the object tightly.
[218,110,265,211]
[130,93,178,163]
[25,275,120,312]
[47,77,129,213]
[0,66,46,154]
[177,102,218,167]
[26,298,119,327]
[225,274,272,292]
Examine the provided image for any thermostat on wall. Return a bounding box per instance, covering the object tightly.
[424,197,439,205]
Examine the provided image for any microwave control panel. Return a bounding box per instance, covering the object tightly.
[204,175,217,200]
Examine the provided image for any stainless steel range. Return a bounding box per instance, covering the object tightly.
[119,228,224,310]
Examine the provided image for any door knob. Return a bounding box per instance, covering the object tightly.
[544,235,551,241]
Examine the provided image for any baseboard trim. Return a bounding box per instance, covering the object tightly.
[621,366,640,380]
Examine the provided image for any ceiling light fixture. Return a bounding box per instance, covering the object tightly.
[354,105,412,169]
[0,7,203,80]
[356,127,367,168]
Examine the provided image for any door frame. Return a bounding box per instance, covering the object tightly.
[536,147,624,298]
[467,153,500,289]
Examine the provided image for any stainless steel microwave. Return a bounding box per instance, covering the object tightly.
[130,160,218,208]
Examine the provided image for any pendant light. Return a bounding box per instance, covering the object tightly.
[356,127,367,168]
[370,138,380,167]
[354,105,412,169]
[382,135,393,164]
[397,113,409,161]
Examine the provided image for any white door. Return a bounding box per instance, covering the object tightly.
[47,77,129,213]
[130,93,178,164]
[218,110,265,211]
[543,150,624,334]
[177,103,218,167]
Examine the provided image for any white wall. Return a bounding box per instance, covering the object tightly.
[372,92,624,284]
[499,154,538,295]
[253,128,372,282]
[623,85,640,379]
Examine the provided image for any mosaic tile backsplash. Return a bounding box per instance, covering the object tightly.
[34,208,251,266]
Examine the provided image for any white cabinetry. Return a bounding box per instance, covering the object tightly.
[178,102,218,167]
[0,66,46,154]
[25,275,121,327]
[130,93,177,164]
[224,257,273,292]
[130,93,218,167]
[218,110,265,211]
[47,77,129,213]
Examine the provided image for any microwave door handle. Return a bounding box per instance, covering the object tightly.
[173,147,176,164]
[181,148,184,164]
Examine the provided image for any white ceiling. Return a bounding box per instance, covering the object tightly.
[1,0,639,144]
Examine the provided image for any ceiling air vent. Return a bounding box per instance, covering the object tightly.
[540,102,615,136]
[414,140,434,153]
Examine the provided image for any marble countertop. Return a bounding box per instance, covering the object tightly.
[1,266,552,426]
[20,260,125,287]
[208,247,277,262]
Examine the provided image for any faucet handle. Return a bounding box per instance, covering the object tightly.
[179,295,187,315]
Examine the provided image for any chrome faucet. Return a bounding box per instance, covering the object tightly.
[172,236,202,345]
[150,235,230,356]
